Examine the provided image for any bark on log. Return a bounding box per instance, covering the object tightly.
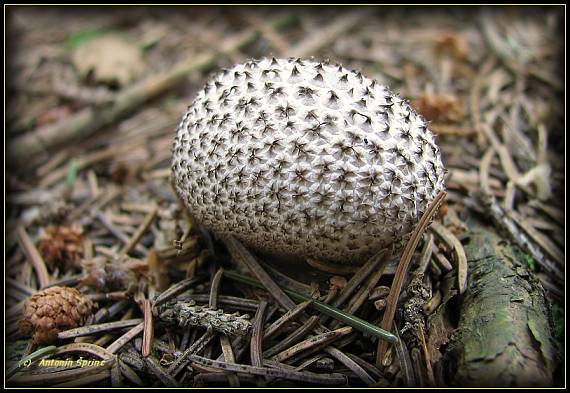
[445,220,557,387]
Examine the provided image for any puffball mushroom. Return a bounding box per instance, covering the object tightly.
[172,58,446,264]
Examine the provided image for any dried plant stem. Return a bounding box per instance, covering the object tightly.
[377,191,447,365]
[107,322,144,354]
[94,210,148,256]
[16,225,50,289]
[474,192,563,282]
[219,335,240,387]
[208,268,224,309]
[250,300,268,368]
[119,359,144,386]
[417,234,434,273]
[223,236,296,310]
[289,11,364,58]
[325,346,376,386]
[152,276,204,307]
[142,300,153,358]
[145,356,179,387]
[430,223,468,293]
[225,270,397,343]
[264,315,320,358]
[273,326,353,363]
[417,323,436,387]
[263,300,313,341]
[479,147,496,195]
[167,328,215,376]
[188,294,260,312]
[393,324,416,387]
[120,205,158,257]
[333,249,389,309]
[187,355,347,385]
[58,319,143,340]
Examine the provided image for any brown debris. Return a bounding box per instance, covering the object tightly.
[412,94,464,124]
[20,286,95,344]
[39,224,84,271]
[433,32,468,61]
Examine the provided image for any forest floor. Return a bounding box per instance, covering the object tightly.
[5,5,565,387]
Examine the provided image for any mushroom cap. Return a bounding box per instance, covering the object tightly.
[172,58,445,264]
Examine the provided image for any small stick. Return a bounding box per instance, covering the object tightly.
[152,276,204,307]
[324,347,375,386]
[142,300,153,358]
[223,236,296,310]
[392,323,416,387]
[410,348,427,387]
[306,258,359,275]
[432,250,453,272]
[333,249,389,309]
[473,192,563,281]
[264,316,320,358]
[188,294,260,312]
[93,300,131,324]
[377,191,447,365]
[263,300,313,341]
[58,319,143,340]
[87,292,129,302]
[220,335,240,387]
[225,270,397,343]
[345,257,389,314]
[94,210,148,255]
[273,327,353,363]
[6,277,36,298]
[330,259,388,329]
[430,223,468,293]
[509,210,564,265]
[208,268,224,309]
[107,322,144,354]
[120,205,158,257]
[250,300,268,367]
[345,352,385,381]
[119,359,144,386]
[187,355,347,385]
[145,356,179,387]
[294,354,327,371]
[479,147,496,195]
[416,234,434,273]
[417,323,436,387]
[16,225,50,289]
[167,328,216,376]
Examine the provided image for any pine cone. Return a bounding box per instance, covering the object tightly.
[20,286,94,344]
[39,224,84,271]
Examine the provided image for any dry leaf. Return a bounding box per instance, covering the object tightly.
[72,34,144,87]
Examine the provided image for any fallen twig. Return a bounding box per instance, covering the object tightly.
[377,191,447,365]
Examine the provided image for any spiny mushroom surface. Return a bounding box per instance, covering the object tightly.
[172,57,446,264]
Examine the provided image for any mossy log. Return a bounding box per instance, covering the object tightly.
[445,220,557,387]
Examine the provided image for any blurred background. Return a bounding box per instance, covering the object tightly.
[5,5,565,388]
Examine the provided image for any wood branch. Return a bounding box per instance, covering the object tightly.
[447,220,557,387]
